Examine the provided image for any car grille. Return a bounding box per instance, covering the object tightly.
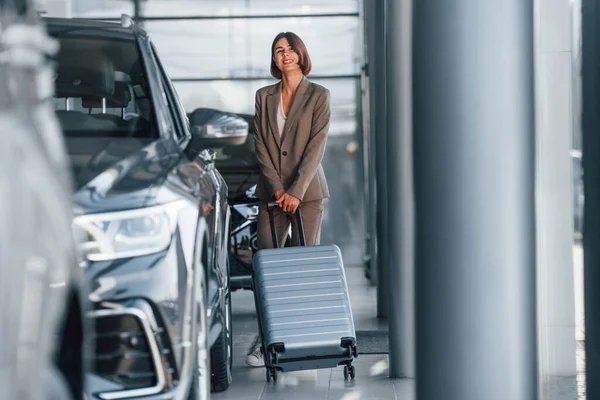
[87,308,166,399]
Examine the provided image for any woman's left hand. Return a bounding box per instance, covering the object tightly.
[276,193,300,213]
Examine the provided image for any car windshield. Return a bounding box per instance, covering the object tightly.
[50,30,158,139]
[47,24,160,189]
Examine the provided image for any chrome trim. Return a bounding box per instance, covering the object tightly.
[87,307,167,400]
[231,276,252,283]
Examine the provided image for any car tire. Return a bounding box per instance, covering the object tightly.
[210,290,233,392]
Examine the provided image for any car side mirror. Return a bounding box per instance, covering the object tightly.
[187,108,248,156]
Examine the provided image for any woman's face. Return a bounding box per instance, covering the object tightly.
[273,37,300,74]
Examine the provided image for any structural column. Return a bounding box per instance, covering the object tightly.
[360,0,378,286]
[385,0,415,379]
[413,1,538,399]
[373,0,389,319]
[365,0,390,318]
[582,0,600,398]
[133,0,144,27]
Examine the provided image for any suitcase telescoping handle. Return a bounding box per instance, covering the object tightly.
[266,201,307,248]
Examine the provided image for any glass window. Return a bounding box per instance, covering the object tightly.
[140,0,359,17]
[144,16,361,79]
[69,0,358,20]
[71,0,133,18]
[172,78,358,137]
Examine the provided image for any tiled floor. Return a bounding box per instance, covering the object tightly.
[215,260,585,400]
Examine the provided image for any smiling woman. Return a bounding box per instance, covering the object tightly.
[246,31,332,367]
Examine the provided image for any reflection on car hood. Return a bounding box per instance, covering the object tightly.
[66,137,180,213]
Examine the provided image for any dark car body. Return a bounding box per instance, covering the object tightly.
[211,113,260,291]
[44,16,245,399]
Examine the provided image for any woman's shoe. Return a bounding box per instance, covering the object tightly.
[246,343,265,367]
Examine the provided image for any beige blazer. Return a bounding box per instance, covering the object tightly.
[253,76,330,202]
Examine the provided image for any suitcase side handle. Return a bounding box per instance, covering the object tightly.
[266,201,306,247]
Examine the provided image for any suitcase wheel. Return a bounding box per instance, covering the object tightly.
[344,365,356,380]
[345,344,358,359]
[268,351,279,365]
[266,367,277,382]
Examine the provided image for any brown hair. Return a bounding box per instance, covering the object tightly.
[270,32,312,80]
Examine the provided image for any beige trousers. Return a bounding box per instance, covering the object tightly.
[256,200,324,249]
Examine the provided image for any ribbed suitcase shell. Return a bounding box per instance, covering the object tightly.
[252,244,357,372]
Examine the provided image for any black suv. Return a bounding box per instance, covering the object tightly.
[45,16,248,399]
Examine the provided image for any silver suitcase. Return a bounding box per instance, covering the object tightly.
[252,202,358,382]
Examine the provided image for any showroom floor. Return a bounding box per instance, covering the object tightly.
[214,262,583,400]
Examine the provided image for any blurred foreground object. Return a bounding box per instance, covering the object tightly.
[0,1,86,399]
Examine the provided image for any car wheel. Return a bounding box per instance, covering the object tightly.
[210,290,233,392]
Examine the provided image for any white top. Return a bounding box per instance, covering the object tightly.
[277,93,287,137]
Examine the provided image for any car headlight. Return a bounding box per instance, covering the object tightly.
[73,200,188,262]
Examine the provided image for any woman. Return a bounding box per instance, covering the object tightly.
[246,32,331,367]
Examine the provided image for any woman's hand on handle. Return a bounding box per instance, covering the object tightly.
[274,188,286,200]
[276,193,300,214]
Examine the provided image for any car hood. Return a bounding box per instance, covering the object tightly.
[66,137,181,214]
